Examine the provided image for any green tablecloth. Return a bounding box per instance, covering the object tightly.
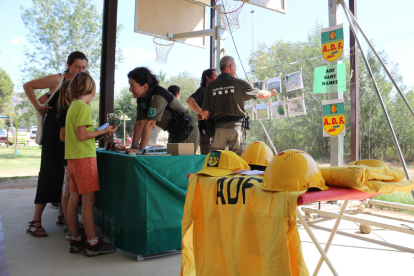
[94,149,205,255]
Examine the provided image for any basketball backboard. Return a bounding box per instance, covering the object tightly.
[194,0,287,14]
[134,0,206,48]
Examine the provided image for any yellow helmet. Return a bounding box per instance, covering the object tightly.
[262,149,328,192]
[348,159,387,167]
[241,141,274,167]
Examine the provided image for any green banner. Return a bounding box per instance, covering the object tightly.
[313,63,346,93]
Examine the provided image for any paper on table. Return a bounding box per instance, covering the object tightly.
[239,170,265,175]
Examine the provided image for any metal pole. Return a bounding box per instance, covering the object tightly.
[99,0,118,148]
[328,0,343,167]
[349,0,359,162]
[342,2,414,119]
[341,2,411,181]
[210,0,216,69]
[258,120,277,154]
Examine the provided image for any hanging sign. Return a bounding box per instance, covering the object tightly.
[313,63,346,93]
[322,98,345,137]
[321,24,344,62]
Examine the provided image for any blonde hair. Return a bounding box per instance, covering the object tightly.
[57,80,72,115]
[69,72,96,99]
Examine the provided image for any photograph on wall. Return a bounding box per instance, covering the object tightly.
[270,100,286,119]
[253,80,265,90]
[285,71,304,92]
[287,96,306,117]
[255,103,269,120]
[267,76,282,94]
[245,104,254,120]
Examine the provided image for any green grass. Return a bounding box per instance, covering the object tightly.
[373,192,414,215]
[0,146,41,177]
[0,176,32,183]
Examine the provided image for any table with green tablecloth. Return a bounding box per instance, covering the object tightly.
[94,149,205,255]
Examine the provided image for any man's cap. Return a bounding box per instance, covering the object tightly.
[196,150,250,177]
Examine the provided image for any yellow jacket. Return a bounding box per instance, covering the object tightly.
[181,174,309,276]
[320,165,414,194]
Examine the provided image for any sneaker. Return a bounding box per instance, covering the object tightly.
[85,238,117,257]
[50,202,59,209]
[65,230,72,241]
[69,237,85,253]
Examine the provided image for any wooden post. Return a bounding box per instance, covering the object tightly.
[8,114,18,154]
[99,0,118,148]
[349,0,359,162]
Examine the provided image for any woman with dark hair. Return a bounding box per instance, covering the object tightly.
[128,67,199,153]
[23,51,88,237]
[186,68,218,154]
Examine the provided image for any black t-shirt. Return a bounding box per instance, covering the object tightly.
[190,86,206,108]
[58,108,68,166]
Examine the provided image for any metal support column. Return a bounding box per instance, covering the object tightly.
[329,0,344,167]
[210,0,216,69]
[99,0,118,148]
[341,2,411,181]
[258,120,278,154]
[349,0,359,162]
[342,3,414,120]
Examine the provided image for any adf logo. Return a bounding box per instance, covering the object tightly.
[207,151,221,167]
[322,99,345,137]
[321,24,344,63]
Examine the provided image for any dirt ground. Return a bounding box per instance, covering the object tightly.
[0,176,38,189]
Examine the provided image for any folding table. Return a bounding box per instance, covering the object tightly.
[296,186,382,276]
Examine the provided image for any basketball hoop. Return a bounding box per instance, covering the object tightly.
[215,0,245,31]
[153,37,175,64]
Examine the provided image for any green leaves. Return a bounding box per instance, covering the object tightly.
[0,68,14,114]
[247,23,413,162]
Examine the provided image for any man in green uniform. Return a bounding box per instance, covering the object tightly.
[201,56,276,155]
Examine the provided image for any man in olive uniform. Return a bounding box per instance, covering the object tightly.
[200,56,277,155]
[133,86,199,153]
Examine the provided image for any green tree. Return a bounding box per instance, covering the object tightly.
[0,68,14,114]
[16,0,123,127]
[246,23,404,162]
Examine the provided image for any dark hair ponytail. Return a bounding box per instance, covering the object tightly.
[201,69,216,87]
[127,67,159,87]
[64,51,88,73]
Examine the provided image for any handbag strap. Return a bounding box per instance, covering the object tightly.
[44,74,64,106]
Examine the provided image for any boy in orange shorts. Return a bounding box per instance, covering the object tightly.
[65,72,117,256]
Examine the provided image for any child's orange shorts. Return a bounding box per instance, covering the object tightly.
[67,158,100,194]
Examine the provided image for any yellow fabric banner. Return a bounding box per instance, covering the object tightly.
[181,174,309,276]
[320,165,414,194]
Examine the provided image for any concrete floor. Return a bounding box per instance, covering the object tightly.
[1,188,414,276]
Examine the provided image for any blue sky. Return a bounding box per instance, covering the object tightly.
[1,0,414,95]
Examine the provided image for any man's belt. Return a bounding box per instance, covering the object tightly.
[214,116,244,124]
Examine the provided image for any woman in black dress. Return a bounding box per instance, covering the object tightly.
[23,51,88,237]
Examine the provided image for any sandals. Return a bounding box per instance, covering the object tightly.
[56,215,65,226]
[26,221,48,238]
